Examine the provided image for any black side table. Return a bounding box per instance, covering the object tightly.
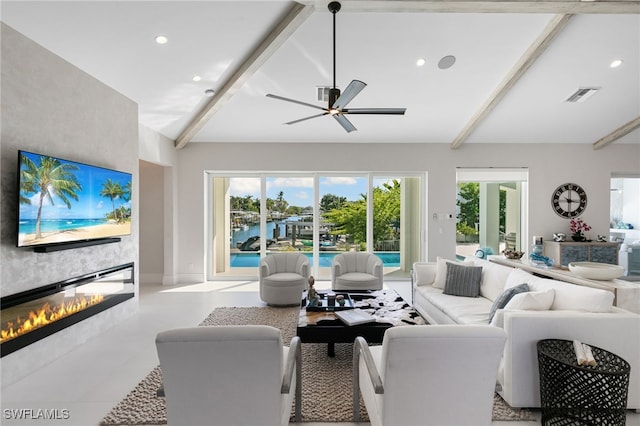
[537,339,630,425]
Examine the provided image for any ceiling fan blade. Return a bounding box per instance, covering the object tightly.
[343,108,407,115]
[332,80,366,109]
[266,94,328,112]
[333,114,357,133]
[285,112,328,125]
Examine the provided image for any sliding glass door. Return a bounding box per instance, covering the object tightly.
[207,173,424,280]
[317,175,367,279]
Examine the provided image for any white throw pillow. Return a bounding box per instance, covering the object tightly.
[433,257,473,289]
[504,289,555,310]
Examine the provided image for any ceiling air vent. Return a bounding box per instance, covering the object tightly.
[565,87,601,103]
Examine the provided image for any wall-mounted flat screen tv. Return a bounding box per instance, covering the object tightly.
[17,150,132,248]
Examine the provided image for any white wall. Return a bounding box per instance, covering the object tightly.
[139,160,164,283]
[173,142,640,282]
[0,24,139,385]
[138,124,178,284]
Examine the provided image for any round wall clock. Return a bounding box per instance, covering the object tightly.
[551,183,587,218]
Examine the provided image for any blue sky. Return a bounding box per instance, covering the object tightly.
[18,151,131,220]
[229,176,369,208]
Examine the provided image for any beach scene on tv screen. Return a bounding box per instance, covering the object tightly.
[18,151,132,247]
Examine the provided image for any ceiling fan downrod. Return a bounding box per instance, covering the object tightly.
[328,2,341,108]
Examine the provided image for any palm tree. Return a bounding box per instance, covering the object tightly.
[100,179,124,222]
[19,153,81,239]
[122,180,132,220]
[19,156,37,205]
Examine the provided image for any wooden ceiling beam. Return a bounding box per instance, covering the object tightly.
[592,116,640,149]
[450,13,573,149]
[175,2,314,149]
[303,0,640,14]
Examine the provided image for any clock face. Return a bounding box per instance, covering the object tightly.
[551,183,587,218]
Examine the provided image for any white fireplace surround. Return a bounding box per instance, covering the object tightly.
[1,24,139,385]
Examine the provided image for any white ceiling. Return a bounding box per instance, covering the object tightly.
[2,1,639,147]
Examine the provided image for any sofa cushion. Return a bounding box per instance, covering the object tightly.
[488,283,529,323]
[503,289,555,311]
[335,272,379,288]
[424,290,494,324]
[546,281,613,312]
[473,259,512,302]
[413,263,436,286]
[443,263,483,297]
[263,272,306,285]
[504,268,534,289]
[434,257,474,289]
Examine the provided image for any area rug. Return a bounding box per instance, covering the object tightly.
[100,306,535,424]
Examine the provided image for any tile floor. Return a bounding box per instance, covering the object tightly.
[1,279,638,425]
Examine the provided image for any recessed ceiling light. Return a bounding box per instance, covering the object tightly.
[155,35,168,45]
[205,89,215,96]
[416,58,426,67]
[610,59,623,68]
[192,75,202,82]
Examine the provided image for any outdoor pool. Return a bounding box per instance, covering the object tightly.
[230,252,400,268]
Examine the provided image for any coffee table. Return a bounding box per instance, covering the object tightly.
[296,289,423,356]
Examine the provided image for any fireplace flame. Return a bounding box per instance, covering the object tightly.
[1,294,105,343]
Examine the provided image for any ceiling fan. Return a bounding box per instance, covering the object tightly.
[266,1,406,133]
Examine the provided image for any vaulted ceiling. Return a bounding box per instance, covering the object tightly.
[3,1,639,149]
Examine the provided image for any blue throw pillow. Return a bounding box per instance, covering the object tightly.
[488,283,529,324]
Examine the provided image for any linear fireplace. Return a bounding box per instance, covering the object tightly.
[1,263,135,357]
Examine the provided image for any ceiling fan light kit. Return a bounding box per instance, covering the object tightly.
[266,1,406,133]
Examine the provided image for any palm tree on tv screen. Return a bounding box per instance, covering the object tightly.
[100,179,124,223]
[123,180,132,219]
[19,154,81,239]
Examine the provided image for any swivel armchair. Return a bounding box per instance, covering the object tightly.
[332,252,383,291]
[260,253,309,305]
[354,325,506,426]
[156,325,301,426]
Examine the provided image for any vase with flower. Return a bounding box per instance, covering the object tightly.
[569,217,591,242]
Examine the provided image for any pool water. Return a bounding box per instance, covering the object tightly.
[230,252,400,268]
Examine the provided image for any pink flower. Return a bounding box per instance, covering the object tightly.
[569,218,591,234]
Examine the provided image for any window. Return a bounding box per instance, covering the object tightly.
[206,173,424,280]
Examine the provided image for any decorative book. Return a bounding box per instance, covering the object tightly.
[334,309,376,326]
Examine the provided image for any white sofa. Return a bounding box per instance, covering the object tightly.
[411,257,640,410]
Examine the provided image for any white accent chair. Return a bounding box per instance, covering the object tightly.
[156,325,301,426]
[353,325,506,426]
[331,252,383,291]
[259,253,309,306]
